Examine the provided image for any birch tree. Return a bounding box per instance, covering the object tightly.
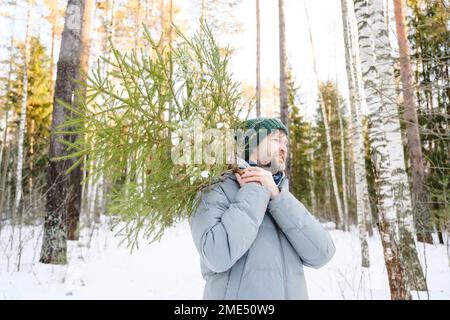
[336,96,350,230]
[255,0,261,117]
[13,0,34,217]
[305,4,345,229]
[349,1,374,236]
[308,148,317,215]
[353,0,427,297]
[278,0,291,182]
[340,0,370,266]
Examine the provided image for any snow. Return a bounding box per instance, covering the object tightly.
[1,219,449,300]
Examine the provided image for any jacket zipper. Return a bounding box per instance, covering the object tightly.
[277,227,288,299]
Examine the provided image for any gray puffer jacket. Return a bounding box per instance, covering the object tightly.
[189,171,335,300]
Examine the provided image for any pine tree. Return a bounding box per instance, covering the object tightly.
[394,0,433,244]
[40,0,87,265]
[407,0,449,248]
[0,0,17,223]
[54,24,249,251]
[287,70,313,207]
[65,0,95,240]
[10,37,52,209]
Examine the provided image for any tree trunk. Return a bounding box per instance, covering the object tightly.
[278,0,288,125]
[40,0,86,264]
[0,30,14,182]
[160,0,164,39]
[305,4,345,229]
[144,0,155,56]
[80,153,88,217]
[370,0,427,292]
[104,0,116,64]
[169,0,173,51]
[135,0,142,49]
[353,0,427,296]
[256,0,261,117]
[354,0,409,299]
[308,148,317,215]
[65,0,94,240]
[87,156,98,221]
[340,0,370,266]
[336,97,350,230]
[5,156,13,219]
[348,3,374,236]
[79,0,94,97]
[0,143,11,225]
[47,1,57,101]
[201,0,206,24]
[95,157,105,222]
[278,0,290,182]
[13,0,34,218]
[168,0,173,124]
[28,119,35,206]
[393,0,433,244]
[1,23,15,168]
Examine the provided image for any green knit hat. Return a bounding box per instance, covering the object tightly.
[236,117,289,162]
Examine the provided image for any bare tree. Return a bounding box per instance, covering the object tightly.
[0,18,14,218]
[44,0,64,101]
[305,3,345,229]
[278,0,291,182]
[13,0,34,218]
[256,0,261,117]
[336,96,350,230]
[278,0,288,125]
[340,0,370,266]
[65,0,95,240]
[40,0,87,264]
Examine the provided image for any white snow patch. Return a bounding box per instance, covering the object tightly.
[0,219,449,299]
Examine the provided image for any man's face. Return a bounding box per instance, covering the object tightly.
[249,130,288,174]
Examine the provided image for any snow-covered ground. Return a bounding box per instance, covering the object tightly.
[0,218,449,300]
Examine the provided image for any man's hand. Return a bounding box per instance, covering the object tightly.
[235,167,280,199]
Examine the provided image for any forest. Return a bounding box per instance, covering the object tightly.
[0,0,449,300]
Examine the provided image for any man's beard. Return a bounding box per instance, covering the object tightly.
[257,155,286,174]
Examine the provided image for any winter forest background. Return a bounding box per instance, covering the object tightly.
[0,0,449,300]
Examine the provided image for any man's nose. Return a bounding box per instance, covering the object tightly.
[280,143,287,154]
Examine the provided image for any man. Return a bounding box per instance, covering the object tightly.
[189,117,335,299]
